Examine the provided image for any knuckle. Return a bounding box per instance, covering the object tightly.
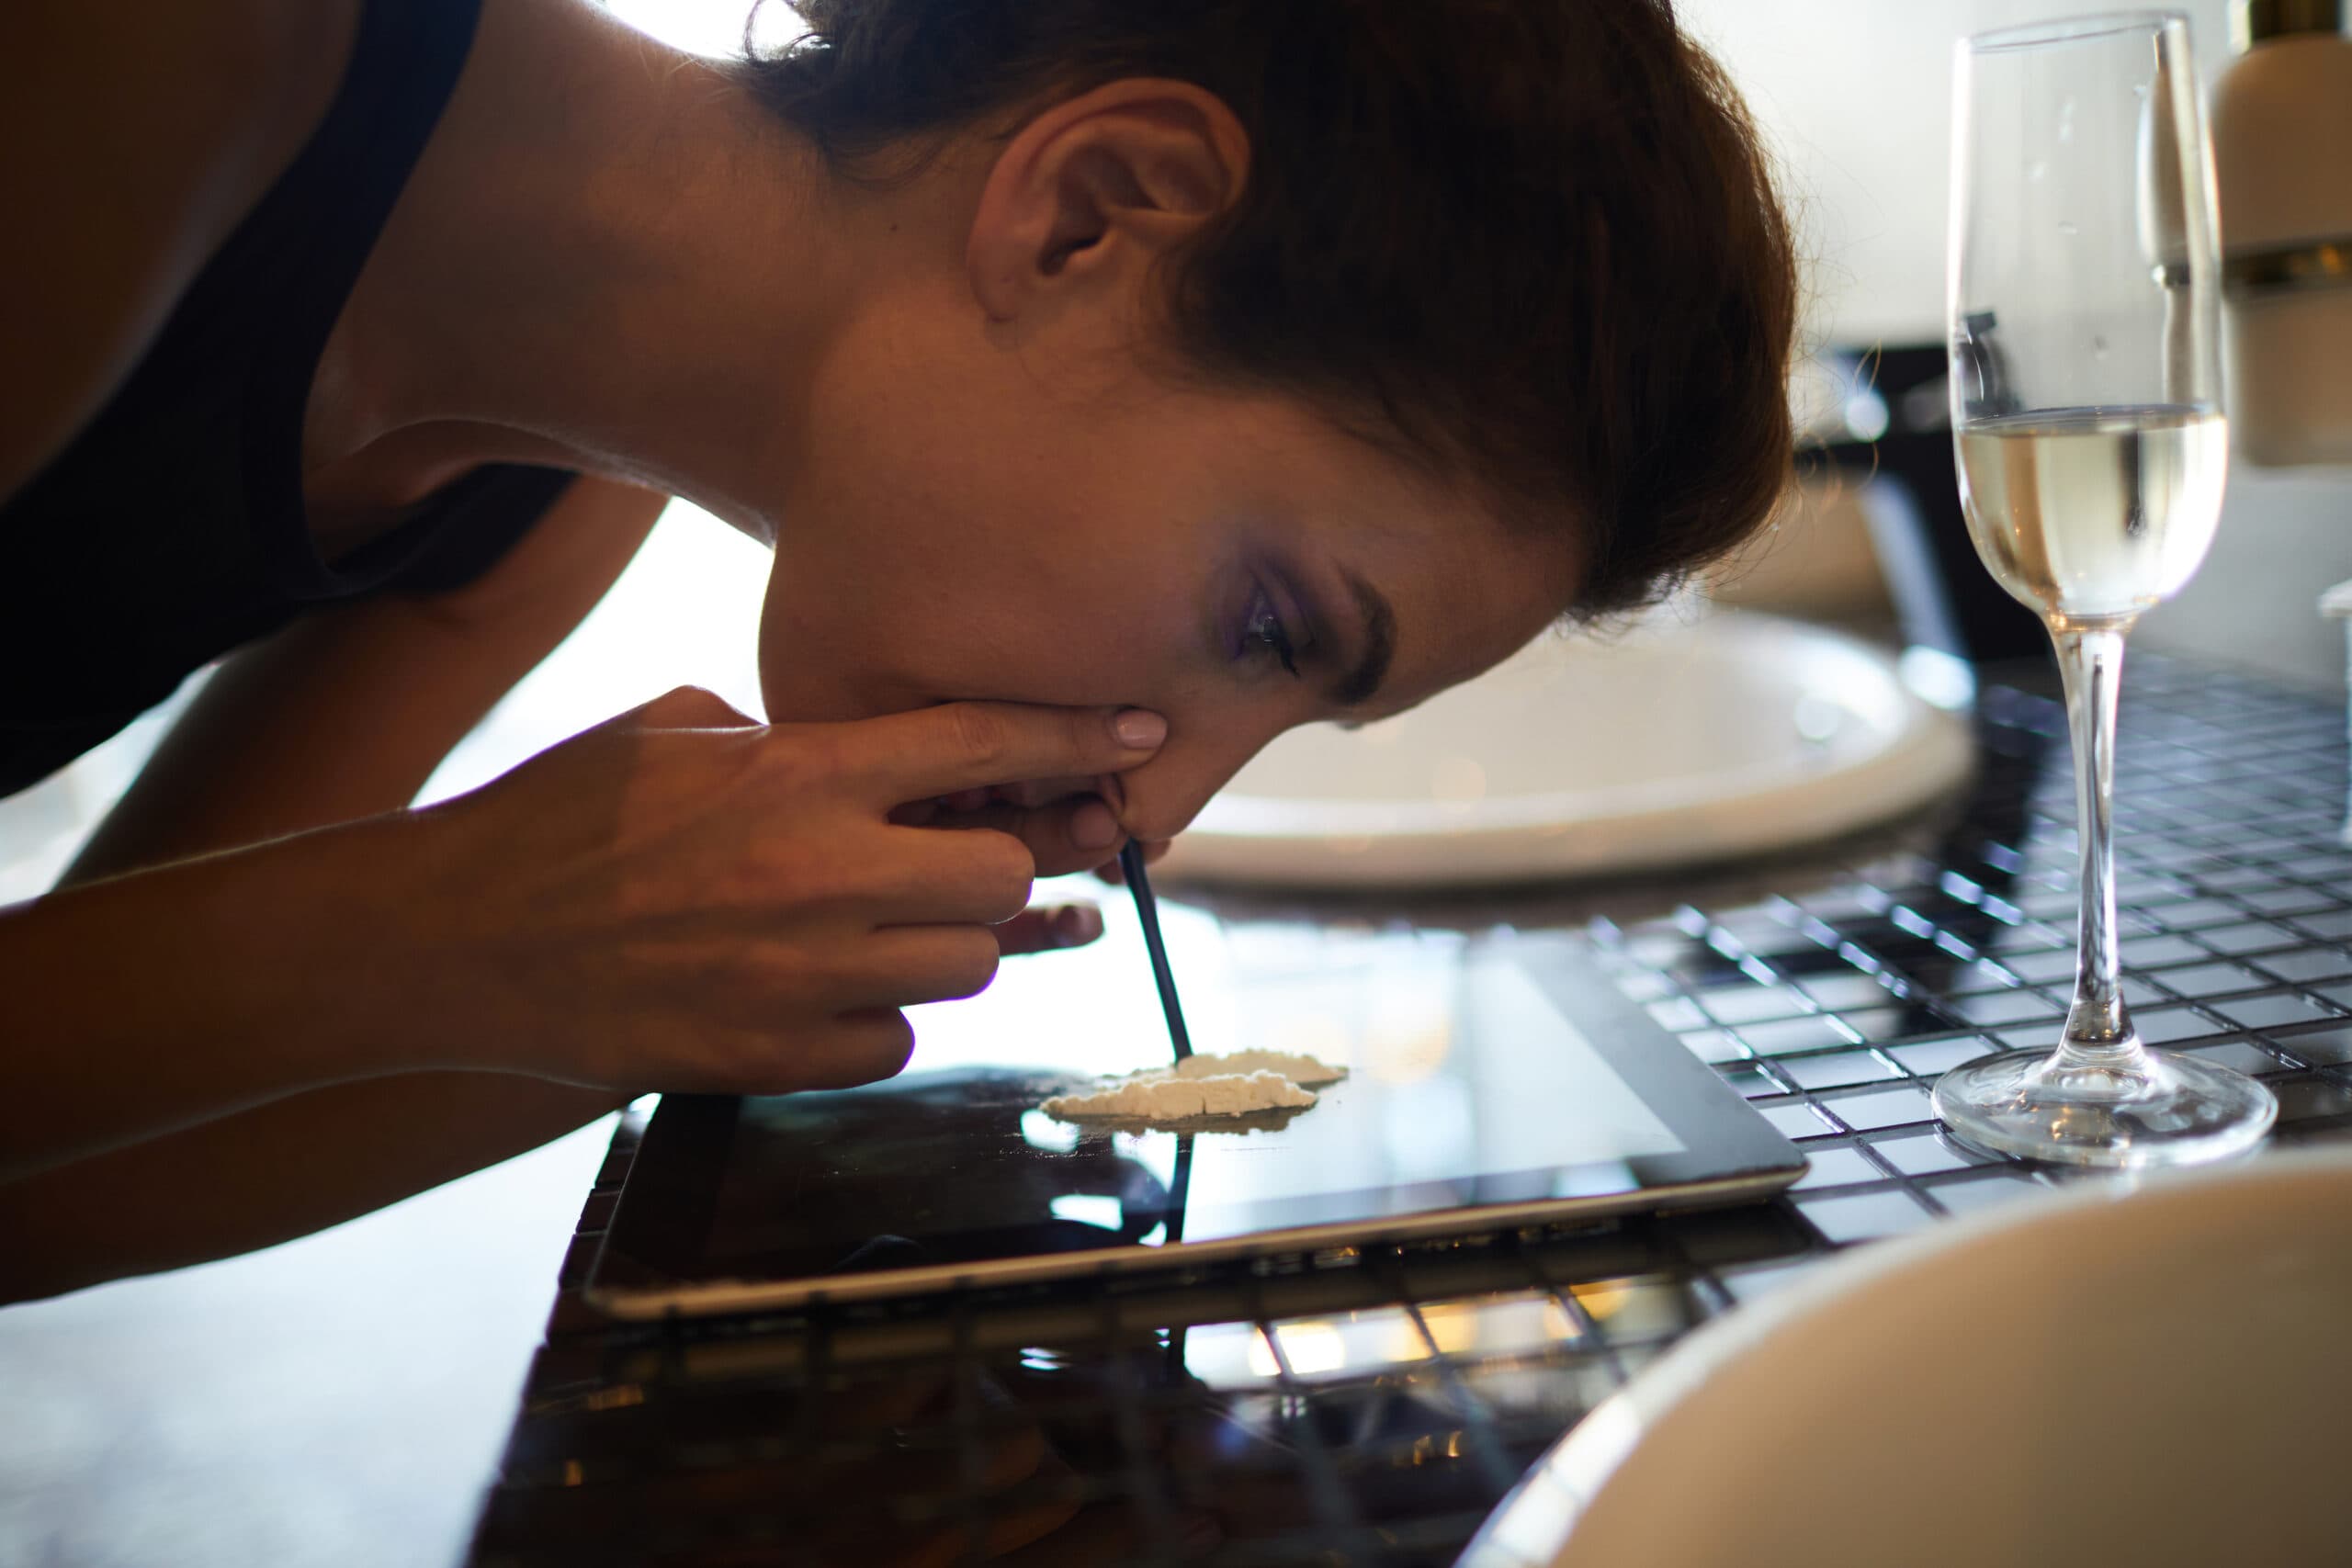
[780,845,862,915]
[645,683,728,726]
[761,726,854,799]
[945,704,1014,773]
[1070,706,1114,758]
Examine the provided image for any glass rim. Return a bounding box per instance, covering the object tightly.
[1962,9,2189,51]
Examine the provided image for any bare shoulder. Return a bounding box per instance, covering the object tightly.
[1,0,362,503]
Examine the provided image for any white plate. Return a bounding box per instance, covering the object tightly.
[1156,611,1974,888]
[1461,1145,2352,1568]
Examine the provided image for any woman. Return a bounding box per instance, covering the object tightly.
[0,0,1796,1296]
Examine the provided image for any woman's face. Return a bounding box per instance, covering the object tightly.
[757,335,1580,857]
[752,80,1583,860]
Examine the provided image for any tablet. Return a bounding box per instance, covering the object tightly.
[583,925,1805,1319]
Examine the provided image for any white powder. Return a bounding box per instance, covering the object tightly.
[1165,1049,1347,1088]
[1043,1070,1317,1121]
[1041,1050,1347,1122]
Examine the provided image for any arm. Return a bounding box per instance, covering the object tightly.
[0,479,662,1290]
[0,1071,631,1303]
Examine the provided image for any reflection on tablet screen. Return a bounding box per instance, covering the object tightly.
[638,926,1750,1292]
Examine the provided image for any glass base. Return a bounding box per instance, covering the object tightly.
[1933,1046,2278,1168]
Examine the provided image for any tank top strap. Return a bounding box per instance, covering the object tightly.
[232,0,488,600]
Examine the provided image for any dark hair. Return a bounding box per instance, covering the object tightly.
[741,0,1798,618]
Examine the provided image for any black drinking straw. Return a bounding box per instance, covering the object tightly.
[1119,840,1193,1061]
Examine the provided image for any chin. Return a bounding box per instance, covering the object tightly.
[757,659,851,726]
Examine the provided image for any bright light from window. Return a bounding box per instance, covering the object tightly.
[599,0,804,57]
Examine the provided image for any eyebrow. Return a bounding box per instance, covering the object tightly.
[1329,570,1396,708]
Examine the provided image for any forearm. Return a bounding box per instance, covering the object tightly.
[0,817,421,1180]
[0,1069,627,1303]
[64,595,556,885]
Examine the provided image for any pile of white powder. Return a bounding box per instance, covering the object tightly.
[1041,1049,1348,1122]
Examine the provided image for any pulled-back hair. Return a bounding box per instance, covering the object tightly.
[741,0,1798,618]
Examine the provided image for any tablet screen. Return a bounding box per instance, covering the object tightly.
[595,908,1801,1301]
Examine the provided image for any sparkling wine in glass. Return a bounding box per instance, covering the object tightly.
[1934,12,2276,1167]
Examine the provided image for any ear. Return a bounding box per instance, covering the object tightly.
[967,79,1249,323]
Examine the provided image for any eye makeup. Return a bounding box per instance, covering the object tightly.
[1241,587,1301,674]
[1226,558,1321,678]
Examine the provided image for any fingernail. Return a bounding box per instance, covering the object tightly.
[1056,905,1103,946]
[1113,708,1168,749]
[1071,798,1120,850]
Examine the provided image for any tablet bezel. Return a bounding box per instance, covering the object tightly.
[582,934,1807,1319]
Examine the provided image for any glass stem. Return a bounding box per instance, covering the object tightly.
[2052,623,2143,1066]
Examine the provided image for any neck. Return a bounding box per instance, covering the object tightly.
[314,0,863,541]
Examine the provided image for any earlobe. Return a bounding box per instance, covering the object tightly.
[967,80,1248,321]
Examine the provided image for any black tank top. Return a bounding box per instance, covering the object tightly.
[0,0,574,799]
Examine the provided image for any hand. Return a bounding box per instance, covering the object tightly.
[888,764,1172,896]
[372,687,1167,1096]
[887,776,1145,880]
[994,902,1105,955]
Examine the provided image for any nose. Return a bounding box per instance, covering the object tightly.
[1114,717,1290,843]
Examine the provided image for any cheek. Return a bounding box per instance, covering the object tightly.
[756,532,1210,722]
[757,570,904,722]
[752,415,1228,716]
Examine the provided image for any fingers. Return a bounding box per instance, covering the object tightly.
[948,775,1099,812]
[858,823,1037,925]
[771,929,1000,1091]
[852,925,1006,1008]
[922,796,1128,879]
[857,702,1166,802]
[992,904,1104,956]
[841,907,1104,1008]
[794,1008,916,1090]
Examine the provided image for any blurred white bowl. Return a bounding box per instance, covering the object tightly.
[1462,1145,2352,1568]
[1157,611,1973,888]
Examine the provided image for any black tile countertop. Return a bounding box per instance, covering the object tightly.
[469,653,2352,1568]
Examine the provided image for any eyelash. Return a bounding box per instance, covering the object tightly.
[1243,588,1301,677]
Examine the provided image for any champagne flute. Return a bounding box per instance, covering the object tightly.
[1935,12,2276,1166]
